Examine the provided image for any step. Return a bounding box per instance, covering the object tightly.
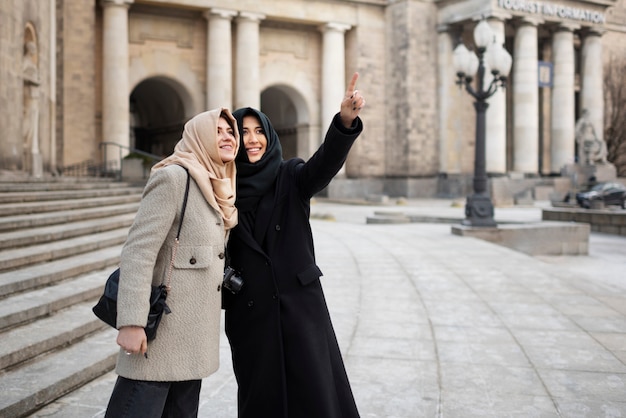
[0,328,118,418]
[0,179,145,417]
[0,180,138,192]
[0,213,135,250]
[0,302,108,370]
[0,186,143,204]
[0,228,129,272]
[0,194,141,216]
[0,202,140,232]
[0,268,114,331]
[0,246,121,298]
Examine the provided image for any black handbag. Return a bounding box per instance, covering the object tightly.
[92,168,190,341]
[92,268,170,341]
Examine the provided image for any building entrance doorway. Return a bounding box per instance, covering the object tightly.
[130,76,189,158]
[260,85,310,160]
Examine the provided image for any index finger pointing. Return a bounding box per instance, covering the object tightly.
[346,72,359,95]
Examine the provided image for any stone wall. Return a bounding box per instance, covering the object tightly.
[60,0,96,167]
[0,0,52,172]
[0,0,23,171]
[384,0,439,178]
[345,4,387,178]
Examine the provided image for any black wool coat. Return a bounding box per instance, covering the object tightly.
[223,114,363,418]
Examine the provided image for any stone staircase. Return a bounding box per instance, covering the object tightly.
[0,177,144,417]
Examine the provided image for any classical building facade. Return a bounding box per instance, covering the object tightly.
[1,0,625,198]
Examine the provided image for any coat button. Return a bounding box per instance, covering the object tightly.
[189,257,197,265]
[247,300,254,307]
[218,252,225,259]
[275,225,281,231]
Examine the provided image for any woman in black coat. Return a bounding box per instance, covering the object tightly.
[223,73,365,418]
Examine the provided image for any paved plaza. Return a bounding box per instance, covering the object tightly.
[31,199,626,418]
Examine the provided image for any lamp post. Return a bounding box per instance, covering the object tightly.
[453,19,512,227]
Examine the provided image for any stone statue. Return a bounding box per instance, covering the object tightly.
[22,40,43,177]
[575,109,607,165]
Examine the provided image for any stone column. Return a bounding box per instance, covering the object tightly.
[204,8,236,110]
[512,18,541,174]
[235,12,265,110]
[579,28,604,141]
[485,17,507,174]
[437,24,460,174]
[319,22,351,137]
[101,0,133,167]
[550,23,579,172]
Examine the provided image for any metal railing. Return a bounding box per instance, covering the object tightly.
[99,142,163,180]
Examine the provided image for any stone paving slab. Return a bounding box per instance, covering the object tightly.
[28,200,626,418]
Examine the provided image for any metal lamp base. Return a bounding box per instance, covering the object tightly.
[462,194,497,227]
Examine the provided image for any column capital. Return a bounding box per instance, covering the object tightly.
[319,22,351,34]
[204,8,237,21]
[237,11,266,22]
[554,22,580,33]
[517,16,544,27]
[437,23,463,43]
[100,0,133,8]
[581,26,606,37]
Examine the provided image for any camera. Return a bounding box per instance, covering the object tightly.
[223,266,244,294]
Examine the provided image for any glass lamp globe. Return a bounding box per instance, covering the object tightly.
[453,43,479,77]
[486,42,512,77]
[473,19,494,50]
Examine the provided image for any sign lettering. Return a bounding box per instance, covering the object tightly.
[498,0,606,24]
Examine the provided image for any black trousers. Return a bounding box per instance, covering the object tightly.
[104,376,202,418]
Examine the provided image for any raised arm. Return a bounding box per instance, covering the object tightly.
[293,72,365,198]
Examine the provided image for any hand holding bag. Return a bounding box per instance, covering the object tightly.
[92,168,190,341]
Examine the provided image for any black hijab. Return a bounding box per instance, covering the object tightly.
[232,108,283,213]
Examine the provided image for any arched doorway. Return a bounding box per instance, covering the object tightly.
[260,85,310,160]
[130,76,191,158]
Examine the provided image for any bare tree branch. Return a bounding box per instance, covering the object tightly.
[603,55,626,177]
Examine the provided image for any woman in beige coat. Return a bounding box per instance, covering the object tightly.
[104,108,238,418]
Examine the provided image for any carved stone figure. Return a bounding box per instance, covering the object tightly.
[22,40,42,177]
[575,109,607,165]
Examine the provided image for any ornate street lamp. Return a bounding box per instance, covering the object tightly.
[453,19,512,227]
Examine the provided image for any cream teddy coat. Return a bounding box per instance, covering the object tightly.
[115,164,226,381]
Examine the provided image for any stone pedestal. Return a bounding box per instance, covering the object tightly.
[593,162,617,182]
[121,158,148,181]
[561,162,616,188]
[452,221,590,255]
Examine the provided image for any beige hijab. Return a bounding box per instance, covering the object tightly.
[151,108,239,231]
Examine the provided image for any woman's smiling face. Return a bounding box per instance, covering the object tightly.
[217,116,237,163]
[241,115,267,163]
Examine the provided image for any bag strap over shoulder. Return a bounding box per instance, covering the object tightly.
[165,167,191,290]
[176,167,191,240]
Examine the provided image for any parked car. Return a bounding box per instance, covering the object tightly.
[576,182,626,209]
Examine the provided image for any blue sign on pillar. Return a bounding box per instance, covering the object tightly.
[538,61,553,88]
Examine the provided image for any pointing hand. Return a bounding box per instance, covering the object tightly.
[340,72,365,128]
